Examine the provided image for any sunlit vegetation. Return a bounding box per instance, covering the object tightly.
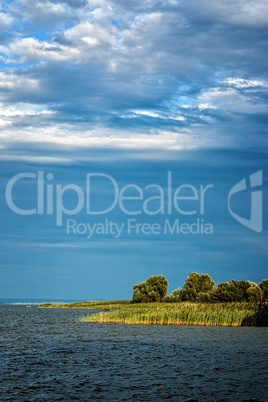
[80,302,265,327]
[39,272,268,326]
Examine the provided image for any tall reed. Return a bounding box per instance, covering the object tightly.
[80,302,257,327]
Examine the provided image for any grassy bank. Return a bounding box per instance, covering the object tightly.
[39,300,268,326]
[79,302,266,327]
[38,300,131,309]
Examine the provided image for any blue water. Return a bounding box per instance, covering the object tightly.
[0,305,268,401]
[0,299,89,305]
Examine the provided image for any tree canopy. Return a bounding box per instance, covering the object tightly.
[181,272,215,302]
[132,275,168,303]
[132,273,267,304]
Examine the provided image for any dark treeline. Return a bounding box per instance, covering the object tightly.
[132,273,268,304]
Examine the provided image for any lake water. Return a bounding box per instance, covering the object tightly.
[1,305,268,401]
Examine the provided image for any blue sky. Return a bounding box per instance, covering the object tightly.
[0,0,267,299]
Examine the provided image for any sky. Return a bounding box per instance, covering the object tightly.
[0,0,267,300]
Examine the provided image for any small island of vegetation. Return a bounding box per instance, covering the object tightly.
[39,273,268,327]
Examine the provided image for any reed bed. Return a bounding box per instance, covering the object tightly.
[79,302,257,327]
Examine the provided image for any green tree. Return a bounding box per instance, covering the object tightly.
[132,275,169,303]
[247,283,262,304]
[181,272,215,301]
[196,292,212,303]
[215,280,252,302]
[165,287,182,302]
[233,280,252,301]
[259,279,268,304]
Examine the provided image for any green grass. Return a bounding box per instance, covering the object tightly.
[39,300,268,326]
[79,302,261,327]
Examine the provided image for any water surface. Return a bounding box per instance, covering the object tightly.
[0,305,267,401]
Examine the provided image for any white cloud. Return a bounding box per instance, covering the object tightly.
[0,123,211,152]
[0,102,53,117]
[0,118,11,128]
[0,45,10,53]
[9,37,80,63]
[131,110,161,118]
[198,103,218,110]
[0,72,39,91]
[237,0,268,26]
[64,20,115,48]
[6,18,116,65]
[197,86,267,114]
[188,0,268,27]
[0,155,72,164]
[0,12,13,29]
[0,102,54,130]
[130,109,186,121]
[224,78,266,88]
[19,0,69,22]
[193,77,268,115]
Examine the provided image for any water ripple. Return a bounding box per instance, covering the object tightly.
[0,305,268,401]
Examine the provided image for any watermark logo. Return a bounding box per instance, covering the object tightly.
[5,171,213,228]
[4,170,264,237]
[228,170,263,233]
